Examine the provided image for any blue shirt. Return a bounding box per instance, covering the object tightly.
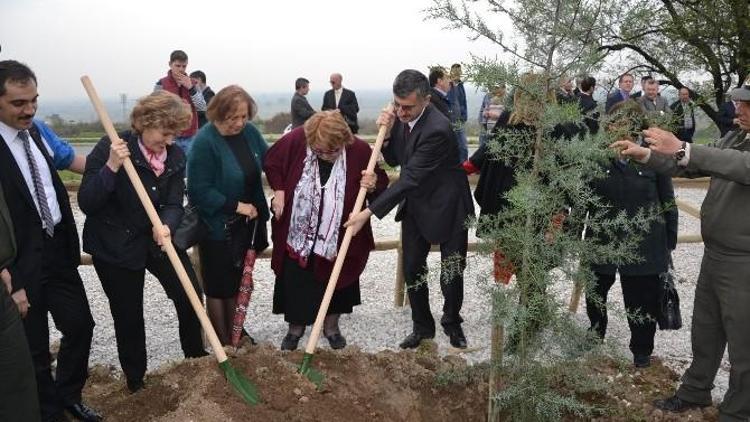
[34,119,75,170]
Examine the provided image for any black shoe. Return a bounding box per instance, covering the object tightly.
[399,332,434,349]
[127,378,145,393]
[634,354,651,368]
[444,326,468,349]
[280,333,302,351]
[241,328,257,346]
[325,333,347,350]
[64,402,103,422]
[653,395,709,412]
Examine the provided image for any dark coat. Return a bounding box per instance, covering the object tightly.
[589,161,678,276]
[0,123,80,294]
[605,90,629,113]
[369,104,474,244]
[0,183,15,270]
[429,88,451,119]
[578,93,600,134]
[291,92,315,128]
[263,127,389,289]
[670,100,696,143]
[322,88,359,133]
[717,101,738,136]
[78,131,186,270]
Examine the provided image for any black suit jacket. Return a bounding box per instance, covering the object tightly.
[369,105,474,244]
[578,94,599,134]
[605,90,629,113]
[670,100,696,142]
[0,123,80,294]
[717,101,738,136]
[429,88,451,119]
[322,88,359,133]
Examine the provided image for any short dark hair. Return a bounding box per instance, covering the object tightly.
[393,69,430,99]
[295,77,309,90]
[0,60,37,97]
[189,70,206,83]
[580,76,596,92]
[207,85,257,123]
[428,67,445,88]
[618,73,633,83]
[169,50,188,63]
[640,75,654,83]
[451,63,461,70]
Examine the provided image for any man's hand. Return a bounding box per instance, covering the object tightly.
[106,141,130,172]
[376,107,396,140]
[152,224,171,250]
[175,72,193,89]
[343,209,373,236]
[360,170,377,193]
[1,269,11,294]
[642,127,683,155]
[610,139,650,162]
[271,191,285,219]
[12,288,30,318]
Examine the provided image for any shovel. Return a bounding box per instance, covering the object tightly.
[80,76,261,406]
[298,106,391,388]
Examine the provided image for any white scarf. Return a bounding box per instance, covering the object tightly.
[286,146,347,266]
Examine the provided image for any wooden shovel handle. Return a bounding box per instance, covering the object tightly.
[80,76,228,363]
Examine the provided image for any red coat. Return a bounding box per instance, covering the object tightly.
[263,127,388,289]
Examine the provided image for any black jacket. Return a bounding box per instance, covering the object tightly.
[670,100,696,143]
[589,161,678,276]
[429,88,451,119]
[369,104,474,244]
[578,93,599,135]
[78,131,186,270]
[322,88,359,133]
[0,123,80,294]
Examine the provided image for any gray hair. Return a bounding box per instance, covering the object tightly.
[393,69,430,99]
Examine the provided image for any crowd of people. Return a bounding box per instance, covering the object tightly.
[1,49,749,421]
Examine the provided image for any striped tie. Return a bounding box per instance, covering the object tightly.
[19,130,55,237]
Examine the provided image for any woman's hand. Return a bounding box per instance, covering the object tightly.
[360,170,377,193]
[106,141,130,172]
[271,190,285,219]
[152,224,171,250]
[236,202,259,219]
[343,209,373,236]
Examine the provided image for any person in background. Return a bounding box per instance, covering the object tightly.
[322,73,359,134]
[670,87,696,143]
[189,70,215,128]
[605,73,635,113]
[154,50,206,155]
[717,97,739,136]
[78,91,207,394]
[447,63,469,161]
[637,79,670,116]
[478,84,507,147]
[557,75,577,104]
[264,111,388,350]
[428,67,451,118]
[630,75,653,100]
[188,85,269,346]
[578,76,599,135]
[0,59,100,422]
[291,77,315,129]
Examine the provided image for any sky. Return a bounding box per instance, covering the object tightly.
[0,0,508,102]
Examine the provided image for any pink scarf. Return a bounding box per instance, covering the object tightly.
[138,139,167,176]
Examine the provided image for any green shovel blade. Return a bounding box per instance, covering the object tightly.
[219,360,261,405]
[298,353,324,389]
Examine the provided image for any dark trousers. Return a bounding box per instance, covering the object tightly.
[92,250,204,384]
[0,285,40,422]
[676,254,750,420]
[402,214,467,336]
[23,228,95,421]
[585,272,660,356]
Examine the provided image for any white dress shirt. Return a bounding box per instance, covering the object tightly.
[334,87,343,108]
[0,120,63,229]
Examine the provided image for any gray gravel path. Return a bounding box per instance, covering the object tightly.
[57,187,727,402]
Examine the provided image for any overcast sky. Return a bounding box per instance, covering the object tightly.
[1,0,507,101]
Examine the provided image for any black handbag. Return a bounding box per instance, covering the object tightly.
[657,263,682,330]
[224,215,255,268]
[172,203,208,251]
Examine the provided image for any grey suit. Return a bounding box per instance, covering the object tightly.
[290,92,315,128]
[645,129,750,420]
[638,95,670,115]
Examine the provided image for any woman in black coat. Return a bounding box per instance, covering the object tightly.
[78,91,206,393]
[585,100,678,368]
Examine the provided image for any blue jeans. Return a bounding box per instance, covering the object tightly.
[454,126,468,162]
[174,136,194,157]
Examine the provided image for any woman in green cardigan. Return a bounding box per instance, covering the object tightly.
[187,85,269,345]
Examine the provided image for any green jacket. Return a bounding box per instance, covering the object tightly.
[0,183,16,270]
[646,129,750,259]
[187,122,269,240]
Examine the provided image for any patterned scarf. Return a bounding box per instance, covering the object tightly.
[286,146,347,266]
[138,139,167,176]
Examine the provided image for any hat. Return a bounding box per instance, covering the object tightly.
[731,76,750,102]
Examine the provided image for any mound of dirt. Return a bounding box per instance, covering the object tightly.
[82,342,719,421]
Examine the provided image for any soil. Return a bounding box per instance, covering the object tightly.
[82,342,720,421]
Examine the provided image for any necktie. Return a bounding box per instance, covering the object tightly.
[19,130,55,236]
[405,124,411,138]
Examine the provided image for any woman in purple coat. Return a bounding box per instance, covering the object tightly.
[264,111,388,351]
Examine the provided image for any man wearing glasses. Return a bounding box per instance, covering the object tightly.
[322,73,359,134]
[345,69,474,350]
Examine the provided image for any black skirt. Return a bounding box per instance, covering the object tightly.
[272,255,361,325]
[198,239,242,299]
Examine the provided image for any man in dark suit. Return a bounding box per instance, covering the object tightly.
[290,77,315,128]
[428,67,451,119]
[345,69,474,349]
[605,73,635,113]
[322,73,359,133]
[670,87,696,143]
[0,60,101,422]
[578,76,599,134]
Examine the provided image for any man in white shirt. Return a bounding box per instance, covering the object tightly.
[322,73,359,134]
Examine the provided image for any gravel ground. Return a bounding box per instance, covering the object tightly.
[56,186,728,403]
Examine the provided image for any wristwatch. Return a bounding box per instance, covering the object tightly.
[673,141,687,161]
